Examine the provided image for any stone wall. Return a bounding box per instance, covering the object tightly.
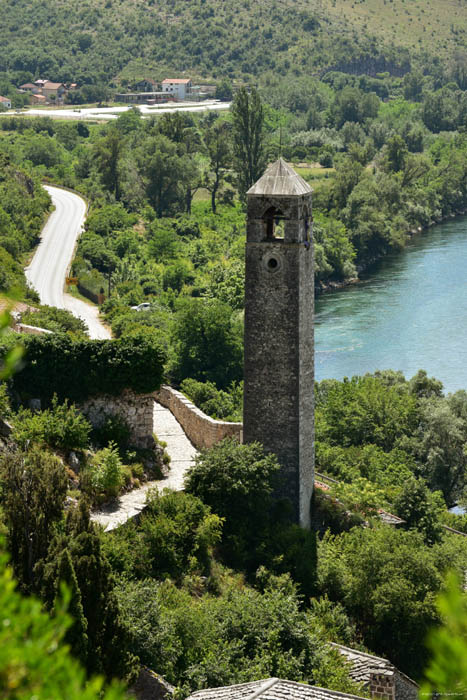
[369,672,395,700]
[154,385,242,450]
[13,323,53,336]
[80,389,156,449]
[394,672,418,700]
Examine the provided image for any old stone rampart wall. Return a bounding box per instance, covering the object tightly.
[80,385,243,453]
[80,389,155,449]
[13,323,53,336]
[154,385,243,450]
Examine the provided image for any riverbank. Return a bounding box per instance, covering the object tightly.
[314,212,467,391]
[316,207,467,297]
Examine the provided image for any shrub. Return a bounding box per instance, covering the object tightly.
[13,331,166,404]
[0,382,10,418]
[91,413,131,452]
[21,306,87,336]
[12,397,91,451]
[103,490,222,581]
[185,439,281,569]
[180,378,242,421]
[86,442,123,500]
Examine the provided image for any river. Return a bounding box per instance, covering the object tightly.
[314,215,467,394]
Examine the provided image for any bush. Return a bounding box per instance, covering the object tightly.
[13,331,166,404]
[180,378,242,421]
[12,397,91,451]
[85,442,123,499]
[21,306,87,336]
[103,490,222,581]
[91,413,131,452]
[185,439,280,569]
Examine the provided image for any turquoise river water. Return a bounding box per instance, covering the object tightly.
[314,215,467,394]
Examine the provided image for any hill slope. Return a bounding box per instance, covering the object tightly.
[0,0,465,88]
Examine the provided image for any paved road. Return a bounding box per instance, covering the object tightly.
[25,185,111,339]
[7,100,231,121]
[92,402,198,531]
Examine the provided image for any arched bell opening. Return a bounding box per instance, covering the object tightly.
[263,206,286,240]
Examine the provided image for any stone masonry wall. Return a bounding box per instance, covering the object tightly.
[369,672,395,700]
[154,385,243,450]
[80,389,156,449]
[394,672,418,700]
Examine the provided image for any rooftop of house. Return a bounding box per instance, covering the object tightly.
[42,81,65,90]
[247,158,312,197]
[162,78,191,84]
[187,679,369,700]
[331,644,418,689]
[20,82,36,89]
[0,96,11,102]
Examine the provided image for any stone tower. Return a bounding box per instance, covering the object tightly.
[243,158,314,528]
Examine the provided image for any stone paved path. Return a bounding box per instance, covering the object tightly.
[91,402,198,531]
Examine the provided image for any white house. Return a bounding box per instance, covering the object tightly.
[0,96,11,109]
[161,78,192,100]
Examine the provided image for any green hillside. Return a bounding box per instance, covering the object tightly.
[0,0,465,90]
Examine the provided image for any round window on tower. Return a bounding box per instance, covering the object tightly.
[262,251,283,273]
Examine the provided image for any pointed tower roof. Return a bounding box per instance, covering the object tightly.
[247,158,312,197]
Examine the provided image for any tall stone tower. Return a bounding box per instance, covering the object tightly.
[243,158,314,528]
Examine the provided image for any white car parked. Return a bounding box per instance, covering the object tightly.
[131,302,151,311]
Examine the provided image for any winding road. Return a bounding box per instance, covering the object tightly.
[25,185,111,339]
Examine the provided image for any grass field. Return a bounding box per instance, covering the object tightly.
[319,0,467,59]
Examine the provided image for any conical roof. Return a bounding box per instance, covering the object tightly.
[247,158,312,197]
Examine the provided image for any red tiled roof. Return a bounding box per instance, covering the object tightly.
[0,96,10,102]
[162,78,191,84]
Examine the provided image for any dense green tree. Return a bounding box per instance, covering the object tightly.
[170,298,243,389]
[393,477,443,544]
[0,545,126,700]
[140,134,188,217]
[231,87,267,198]
[185,438,280,568]
[316,375,417,451]
[0,446,67,592]
[115,571,358,698]
[93,126,125,200]
[104,490,222,581]
[203,120,232,213]
[318,526,449,678]
[53,548,89,666]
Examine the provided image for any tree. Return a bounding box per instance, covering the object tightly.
[139,135,187,217]
[185,438,280,567]
[203,120,232,213]
[421,573,467,699]
[170,298,243,389]
[393,476,443,544]
[0,545,126,700]
[231,87,266,199]
[53,548,89,667]
[94,126,125,200]
[215,79,233,101]
[384,134,408,173]
[40,500,138,680]
[1,447,67,592]
[317,526,443,678]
